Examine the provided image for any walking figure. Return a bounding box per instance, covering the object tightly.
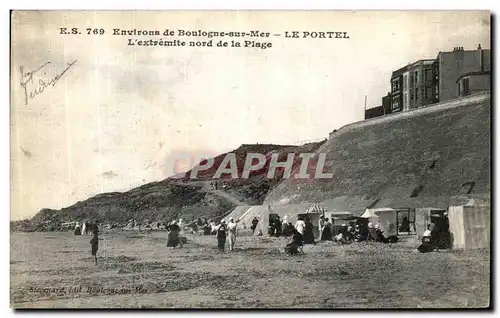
[90,227,99,265]
[216,220,228,252]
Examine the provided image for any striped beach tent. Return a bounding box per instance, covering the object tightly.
[306,203,327,214]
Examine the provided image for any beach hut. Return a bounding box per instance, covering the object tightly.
[360,208,398,236]
[326,211,356,236]
[265,203,327,237]
[301,203,327,238]
[265,203,311,232]
[414,207,447,240]
[448,204,490,250]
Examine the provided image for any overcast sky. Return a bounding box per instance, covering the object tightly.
[10,11,490,220]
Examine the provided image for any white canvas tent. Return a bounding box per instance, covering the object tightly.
[448,204,490,249]
[224,205,268,233]
[360,208,398,236]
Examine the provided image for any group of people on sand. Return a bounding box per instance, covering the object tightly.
[417,214,451,253]
[72,221,100,265]
[282,215,401,256]
[329,221,398,244]
[212,217,239,252]
[165,219,187,249]
[284,216,316,255]
[74,221,98,236]
[185,216,222,236]
[183,216,242,252]
[164,216,244,252]
[268,215,315,243]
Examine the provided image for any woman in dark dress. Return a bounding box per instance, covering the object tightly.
[216,220,228,252]
[166,221,180,248]
[90,229,99,265]
[320,218,333,241]
[275,217,282,237]
[303,217,316,244]
[418,225,436,253]
[285,228,304,256]
[282,222,290,237]
[251,217,259,234]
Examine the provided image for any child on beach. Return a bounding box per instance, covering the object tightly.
[90,229,99,265]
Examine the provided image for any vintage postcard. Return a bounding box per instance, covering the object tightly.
[10,10,491,309]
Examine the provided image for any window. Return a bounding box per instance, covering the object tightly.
[392,79,401,92]
[392,95,401,111]
[462,77,470,94]
[410,73,414,87]
[410,92,414,100]
[428,87,434,100]
[424,87,428,99]
[415,71,419,84]
[403,75,407,90]
[415,88,419,102]
[425,69,431,82]
[391,80,397,92]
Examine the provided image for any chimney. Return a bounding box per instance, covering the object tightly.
[479,44,484,72]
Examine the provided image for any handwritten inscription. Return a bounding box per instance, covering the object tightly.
[19,60,77,105]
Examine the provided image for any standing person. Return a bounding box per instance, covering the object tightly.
[303,217,315,244]
[166,221,180,249]
[399,216,410,233]
[216,220,228,252]
[320,218,333,241]
[251,217,259,234]
[227,217,239,251]
[178,218,185,248]
[429,222,439,251]
[268,220,276,236]
[295,217,306,236]
[254,216,263,236]
[81,221,87,236]
[275,216,282,237]
[89,228,99,265]
[210,220,218,235]
[74,222,82,235]
[282,215,290,237]
[319,216,325,240]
